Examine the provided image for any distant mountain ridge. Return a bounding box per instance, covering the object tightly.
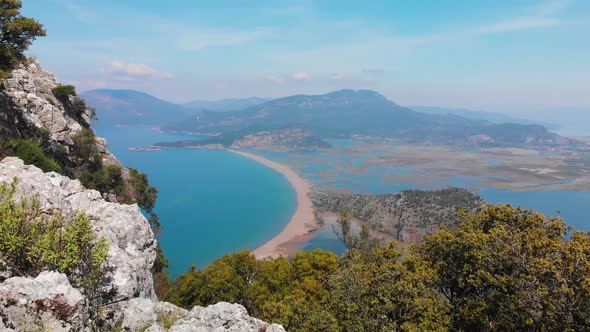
[162,89,574,148]
[184,97,269,111]
[82,89,191,126]
[410,106,558,130]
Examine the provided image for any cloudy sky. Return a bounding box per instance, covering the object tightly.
[23,0,590,113]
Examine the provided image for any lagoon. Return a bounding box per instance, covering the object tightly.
[94,126,296,277]
[96,126,590,275]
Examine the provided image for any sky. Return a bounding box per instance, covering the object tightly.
[22,0,590,114]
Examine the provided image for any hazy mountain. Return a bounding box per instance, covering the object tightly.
[82,89,191,126]
[519,108,590,137]
[184,97,269,112]
[162,89,572,147]
[410,106,558,130]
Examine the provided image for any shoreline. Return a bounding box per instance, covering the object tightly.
[229,150,318,258]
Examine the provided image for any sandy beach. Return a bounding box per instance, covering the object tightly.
[229,150,318,258]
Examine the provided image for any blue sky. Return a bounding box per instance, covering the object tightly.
[23,0,590,113]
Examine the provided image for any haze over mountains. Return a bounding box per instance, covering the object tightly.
[161,89,573,148]
[184,97,269,112]
[82,89,190,126]
[84,88,577,148]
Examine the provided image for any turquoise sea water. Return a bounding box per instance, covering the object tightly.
[94,126,296,277]
[95,126,590,275]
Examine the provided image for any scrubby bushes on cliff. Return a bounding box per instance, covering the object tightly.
[1,139,62,173]
[167,204,590,331]
[0,180,109,291]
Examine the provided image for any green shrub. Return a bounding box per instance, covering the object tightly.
[7,139,62,173]
[51,84,76,102]
[0,180,109,290]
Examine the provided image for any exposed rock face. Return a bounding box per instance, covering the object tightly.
[0,272,87,331]
[157,302,285,332]
[313,187,485,243]
[0,58,123,180]
[0,157,157,300]
[1,58,89,145]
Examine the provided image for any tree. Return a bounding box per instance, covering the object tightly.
[0,0,46,71]
[417,204,590,331]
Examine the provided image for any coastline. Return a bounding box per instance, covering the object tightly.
[229,149,318,258]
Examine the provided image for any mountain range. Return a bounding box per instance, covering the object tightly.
[183,97,269,112]
[81,89,191,126]
[162,89,573,148]
[82,88,576,148]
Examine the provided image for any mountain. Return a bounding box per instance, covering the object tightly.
[81,89,191,126]
[162,89,574,148]
[410,105,558,129]
[184,97,269,111]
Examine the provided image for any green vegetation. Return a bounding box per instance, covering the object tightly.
[0,180,109,291]
[1,139,62,173]
[72,128,124,196]
[51,84,76,101]
[166,204,590,331]
[0,0,46,71]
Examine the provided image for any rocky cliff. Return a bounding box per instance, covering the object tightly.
[0,58,120,173]
[313,187,485,243]
[0,156,285,332]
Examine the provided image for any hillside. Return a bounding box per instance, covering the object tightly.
[313,187,485,243]
[162,89,574,148]
[81,89,191,126]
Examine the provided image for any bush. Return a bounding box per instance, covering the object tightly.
[51,84,76,102]
[0,180,109,290]
[7,139,62,173]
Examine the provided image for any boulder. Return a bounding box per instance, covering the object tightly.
[0,271,87,331]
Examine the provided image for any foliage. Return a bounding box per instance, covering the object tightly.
[128,167,159,229]
[51,84,76,102]
[0,0,46,70]
[3,139,62,173]
[334,210,381,257]
[418,204,590,331]
[0,180,109,292]
[167,204,590,331]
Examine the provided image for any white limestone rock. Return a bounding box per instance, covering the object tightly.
[0,157,157,300]
[0,271,87,331]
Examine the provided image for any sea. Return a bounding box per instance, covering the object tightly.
[95,126,590,277]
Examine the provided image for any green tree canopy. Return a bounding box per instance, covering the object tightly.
[0,0,46,70]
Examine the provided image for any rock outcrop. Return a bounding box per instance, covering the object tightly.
[0,157,284,331]
[1,58,90,145]
[0,58,124,186]
[0,271,87,331]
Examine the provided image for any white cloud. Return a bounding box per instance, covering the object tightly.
[56,1,97,24]
[108,60,173,79]
[478,0,568,34]
[479,16,560,33]
[291,72,310,81]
